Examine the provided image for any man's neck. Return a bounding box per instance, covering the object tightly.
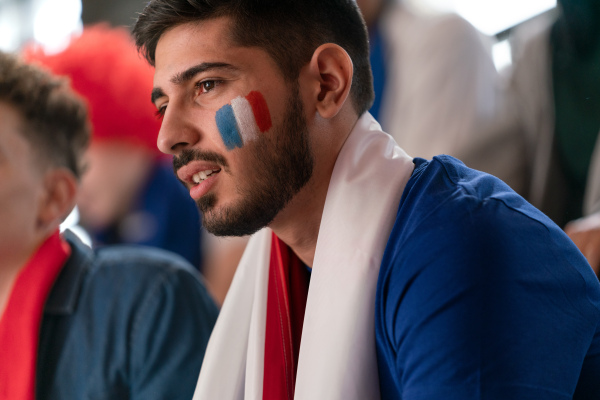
[0,235,49,320]
[269,172,331,267]
[0,262,26,321]
[269,112,358,267]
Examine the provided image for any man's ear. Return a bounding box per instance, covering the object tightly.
[37,168,78,232]
[306,43,354,119]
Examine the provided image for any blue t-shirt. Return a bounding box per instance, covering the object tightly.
[376,156,600,399]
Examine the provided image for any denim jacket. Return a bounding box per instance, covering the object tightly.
[36,232,218,400]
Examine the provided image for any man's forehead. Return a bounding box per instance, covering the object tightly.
[0,103,31,157]
[0,102,25,133]
[154,18,234,71]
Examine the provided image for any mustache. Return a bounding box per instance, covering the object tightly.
[172,149,229,173]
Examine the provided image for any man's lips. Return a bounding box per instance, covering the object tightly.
[177,161,222,186]
[191,168,221,184]
[176,161,223,200]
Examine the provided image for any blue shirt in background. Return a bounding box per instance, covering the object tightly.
[37,232,218,400]
[93,160,203,270]
[369,24,387,123]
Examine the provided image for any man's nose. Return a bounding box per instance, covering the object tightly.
[157,108,199,155]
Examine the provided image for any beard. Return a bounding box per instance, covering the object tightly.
[173,82,314,236]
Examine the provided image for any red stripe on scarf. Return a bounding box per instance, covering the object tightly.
[0,231,70,400]
[263,233,310,400]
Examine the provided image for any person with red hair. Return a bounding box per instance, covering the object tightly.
[24,24,203,269]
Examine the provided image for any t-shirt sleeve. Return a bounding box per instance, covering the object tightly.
[129,266,219,400]
[377,188,600,399]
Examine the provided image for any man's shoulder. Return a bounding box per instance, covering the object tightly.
[93,242,198,277]
[57,231,215,313]
[68,229,195,276]
[40,234,217,400]
[53,230,218,349]
[400,155,535,223]
[381,154,597,296]
[375,156,600,399]
[380,154,600,313]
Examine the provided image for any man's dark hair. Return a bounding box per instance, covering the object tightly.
[133,0,375,115]
[0,51,90,178]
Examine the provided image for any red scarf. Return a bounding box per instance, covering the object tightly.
[0,231,70,400]
[263,233,311,400]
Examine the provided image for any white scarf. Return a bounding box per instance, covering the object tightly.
[193,113,414,400]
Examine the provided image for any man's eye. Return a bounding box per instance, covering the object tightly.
[155,106,166,120]
[197,80,221,93]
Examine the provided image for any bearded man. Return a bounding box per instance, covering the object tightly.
[133,0,600,398]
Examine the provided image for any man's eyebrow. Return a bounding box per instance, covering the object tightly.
[151,88,165,104]
[172,62,237,85]
[151,62,238,105]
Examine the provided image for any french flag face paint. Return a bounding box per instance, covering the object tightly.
[215,91,273,150]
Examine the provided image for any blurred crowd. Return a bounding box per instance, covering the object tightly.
[360,0,600,273]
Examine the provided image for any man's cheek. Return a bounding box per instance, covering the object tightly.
[216,90,272,151]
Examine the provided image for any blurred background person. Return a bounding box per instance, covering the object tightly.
[24,25,204,270]
[495,0,600,273]
[356,0,501,160]
[0,50,218,400]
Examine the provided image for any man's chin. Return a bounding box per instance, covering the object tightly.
[200,201,281,237]
[196,192,217,214]
[202,216,265,237]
